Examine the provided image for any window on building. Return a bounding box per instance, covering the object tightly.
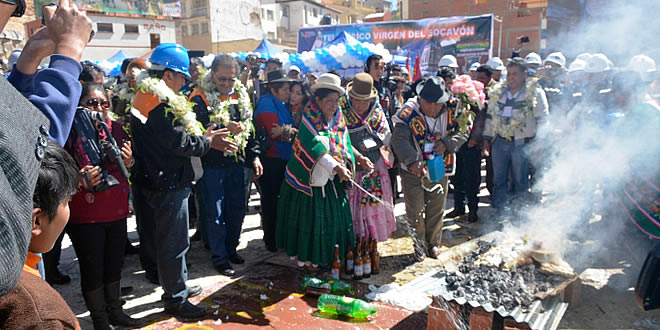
[191,23,199,35]
[267,32,275,39]
[304,6,308,24]
[124,24,138,33]
[97,23,113,33]
[313,8,317,17]
[150,33,160,49]
[201,22,209,34]
[267,9,274,20]
[181,24,188,36]
[281,6,289,17]
[192,0,207,16]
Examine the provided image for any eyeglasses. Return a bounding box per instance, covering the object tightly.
[83,98,110,109]
[214,76,236,83]
[0,0,26,17]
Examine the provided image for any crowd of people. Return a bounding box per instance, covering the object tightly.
[0,0,658,328]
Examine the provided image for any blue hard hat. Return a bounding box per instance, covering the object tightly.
[150,43,191,77]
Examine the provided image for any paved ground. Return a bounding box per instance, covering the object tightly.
[52,180,660,329]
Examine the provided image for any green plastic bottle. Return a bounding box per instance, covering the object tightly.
[302,276,355,295]
[317,294,377,318]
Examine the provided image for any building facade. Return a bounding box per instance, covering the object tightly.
[402,0,547,58]
[82,14,177,60]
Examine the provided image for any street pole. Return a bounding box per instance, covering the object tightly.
[493,16,503,58]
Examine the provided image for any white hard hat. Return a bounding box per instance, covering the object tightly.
[439,54,458,68]
[627,54,657,82]
[524,52,542,66]
[401,67,409,75]
[289,65,301,73]
[576,53,592,62]
[584,53,610,73]
[486,57,505,71]
[568,59,587,73]
[544,52,566,68]
[469,62,481,71]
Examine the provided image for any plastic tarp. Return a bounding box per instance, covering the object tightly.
[253,39,283,57]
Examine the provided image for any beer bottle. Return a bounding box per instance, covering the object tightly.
[371,239,380,275]
[363,239,371,278]
[345,241,354,275]
[353,237,363,280]
[331,244,341,280]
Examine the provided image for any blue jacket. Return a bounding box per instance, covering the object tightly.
[7,55,83,147]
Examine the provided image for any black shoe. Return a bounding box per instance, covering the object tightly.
[125,241,139,255]
[468,212,479,223]
[164,300,206,320]
[120,286,133,296]
[190,230,201,242]
[145,271,159,285]
[46,271,71,285]
[445,207,465,218]
[228,253,245,264]
[188,285,202,298]
[214,263,236,276]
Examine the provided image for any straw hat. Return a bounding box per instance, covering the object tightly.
[346,73,378,101]
[311,73,345,95]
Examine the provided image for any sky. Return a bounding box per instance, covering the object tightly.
[384,0,397,11]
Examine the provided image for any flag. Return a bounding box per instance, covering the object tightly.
[413,55,422,81]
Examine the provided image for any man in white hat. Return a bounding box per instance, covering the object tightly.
[538,52,569,115]
[391,76,469,259]
[469,62,480,80]
[439,54,459,73]
[524,52,542,76]
[487,57,506,82]
[287,65,301,80]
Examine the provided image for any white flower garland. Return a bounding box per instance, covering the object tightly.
[199,71,254,156]
[134,69,204,136]
[111,80,134,115]
[487,77,540,140]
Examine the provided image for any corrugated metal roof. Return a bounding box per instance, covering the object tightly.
[403,269,569,330]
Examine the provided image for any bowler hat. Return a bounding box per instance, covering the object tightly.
[347,73,378,101]
[416,76,450,104]
[266,69,294,84]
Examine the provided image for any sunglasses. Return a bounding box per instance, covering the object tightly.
[0,0,26,17]
[83,98,110,109]
[214,76,236,83]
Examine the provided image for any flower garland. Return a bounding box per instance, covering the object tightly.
[111,80,134,113]
[487,77,540,140]
[134,69,205,136]
[199,71,254,157]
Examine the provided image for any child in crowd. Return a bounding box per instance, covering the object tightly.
[0,142,81,329]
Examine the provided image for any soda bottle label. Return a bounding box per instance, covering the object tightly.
[354,264,363,276]
[330,268,340,280]
[364,263,371,275]
[346,259,354,271]
[337,297,355,316]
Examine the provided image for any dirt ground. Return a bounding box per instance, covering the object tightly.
[52,184,660,329]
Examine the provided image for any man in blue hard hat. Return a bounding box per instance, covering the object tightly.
[129,43,231,319]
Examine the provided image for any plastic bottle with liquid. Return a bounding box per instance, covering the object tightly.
[317,294,377,318]
[427,153,445,182]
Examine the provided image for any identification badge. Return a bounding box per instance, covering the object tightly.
[424,142,435,153]
[229,99,239,105]
[502,106,513,118]
[362,137,377,149]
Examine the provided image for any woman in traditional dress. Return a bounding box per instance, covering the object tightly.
[275,73,372,269]
[340,73,396,242]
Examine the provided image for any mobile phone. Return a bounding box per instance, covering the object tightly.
[42,3,96,41]
[519,36,530,43]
